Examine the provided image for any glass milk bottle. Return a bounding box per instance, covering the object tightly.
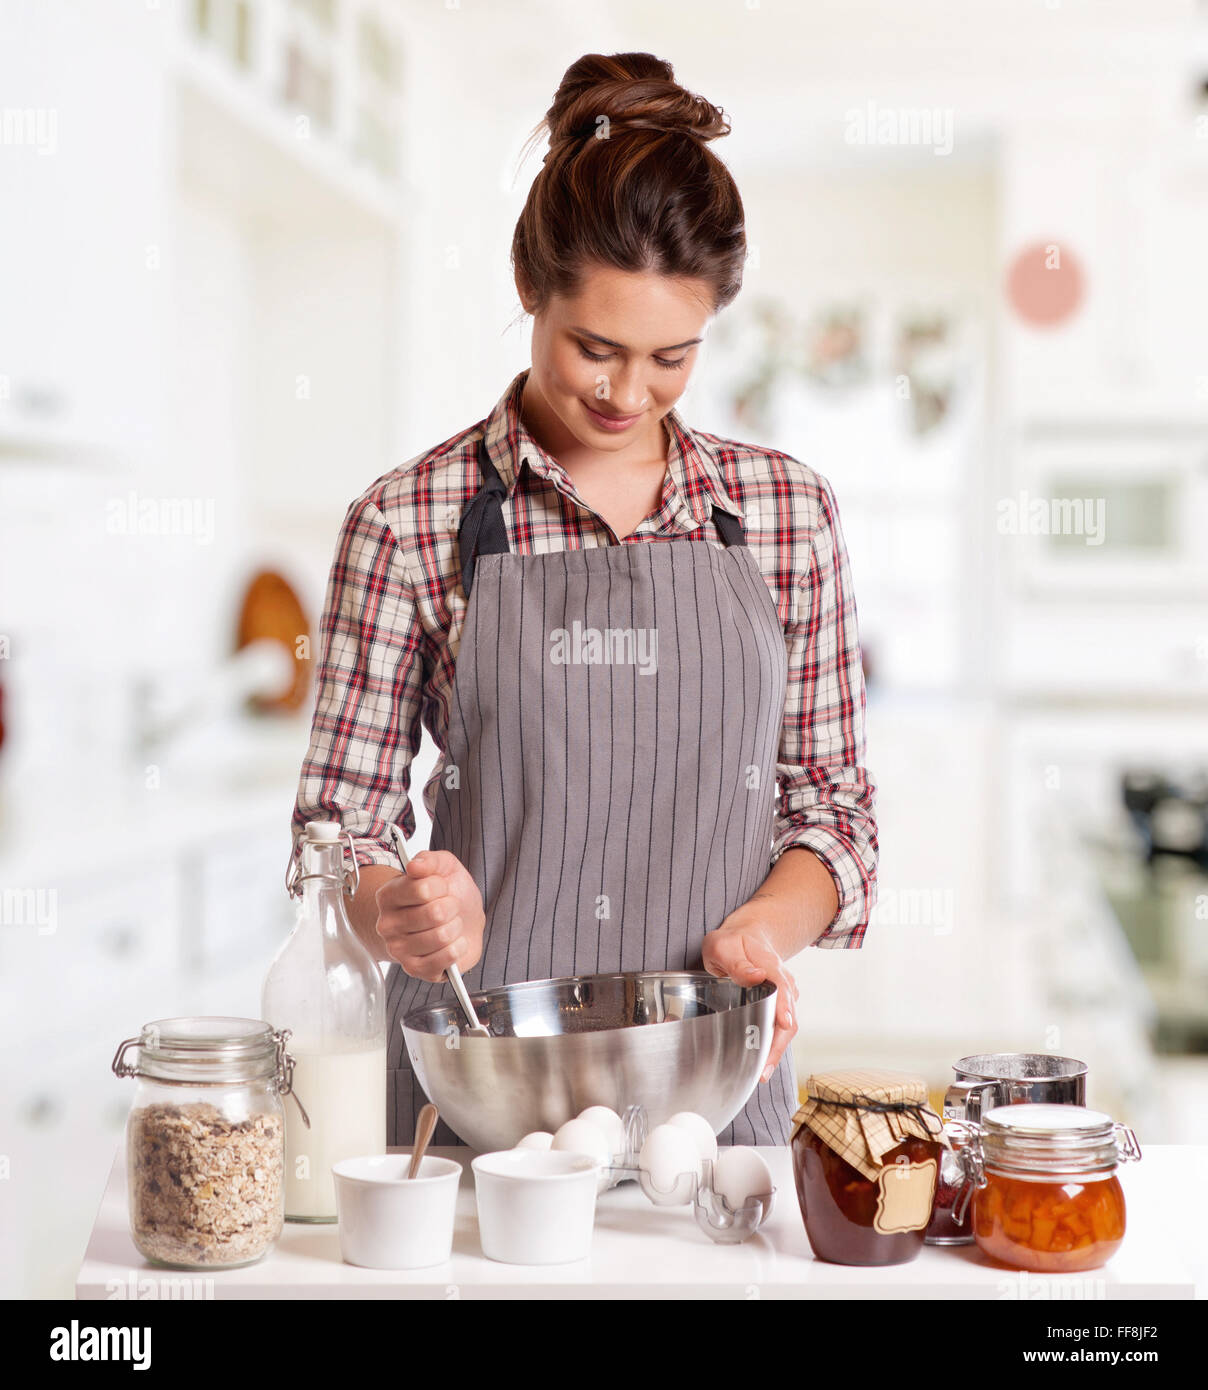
[263,820,386,1222]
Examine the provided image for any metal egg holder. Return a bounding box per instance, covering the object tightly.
[598,1106,776,1245]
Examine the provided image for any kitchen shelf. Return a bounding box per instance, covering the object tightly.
[172,0,412,229]
[175,48,408,230]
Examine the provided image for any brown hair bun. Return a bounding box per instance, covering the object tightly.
[544,51,730,148]
[512,52,746,313]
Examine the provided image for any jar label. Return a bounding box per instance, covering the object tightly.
[874,1157,938,1234]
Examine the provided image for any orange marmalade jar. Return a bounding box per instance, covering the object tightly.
[967,1104,1141,1273]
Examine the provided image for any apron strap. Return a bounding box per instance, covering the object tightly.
[459,438,748,598]
[458,440,511,598]
[710,505,747,548]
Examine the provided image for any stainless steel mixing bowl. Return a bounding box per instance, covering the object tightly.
[401,971,776,1152]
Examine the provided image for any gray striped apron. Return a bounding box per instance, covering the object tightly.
[386,438,795,1147]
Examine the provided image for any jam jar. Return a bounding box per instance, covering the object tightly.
[791,1069,945,1266]
[965,1104,1141,1273]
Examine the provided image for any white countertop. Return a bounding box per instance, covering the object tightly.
[76,1144,1204,1300]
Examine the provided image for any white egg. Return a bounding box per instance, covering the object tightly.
[552,1118,613,1192]
[667,1111,718,1164]
[515,1131,554,1151]
[576,1105,626,1158]
[712,1146,774,1213]
[638,1124,702,1201]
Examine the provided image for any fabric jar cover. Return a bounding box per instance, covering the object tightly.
[791,1067,947,1183]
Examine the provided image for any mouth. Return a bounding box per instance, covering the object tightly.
[582,400,643,432]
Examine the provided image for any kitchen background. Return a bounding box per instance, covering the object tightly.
[2,0,1207,1298]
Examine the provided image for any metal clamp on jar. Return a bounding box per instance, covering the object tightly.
[952,1103,1142,1273]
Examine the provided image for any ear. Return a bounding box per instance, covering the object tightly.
[514,266,537,314]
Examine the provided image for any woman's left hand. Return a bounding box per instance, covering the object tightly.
[701,903,801,1084]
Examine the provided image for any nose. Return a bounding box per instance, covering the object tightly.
[602,363,650,415]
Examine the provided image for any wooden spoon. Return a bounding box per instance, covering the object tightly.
[408,1103,439,1180]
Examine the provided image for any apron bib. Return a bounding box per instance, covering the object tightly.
[386,439,795,1146]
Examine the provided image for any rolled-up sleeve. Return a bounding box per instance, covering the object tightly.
[290,495,426,873]
[772,474,878,948]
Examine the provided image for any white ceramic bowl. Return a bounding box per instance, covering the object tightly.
[471,1150,598,1265]
[333,1154,462,1269]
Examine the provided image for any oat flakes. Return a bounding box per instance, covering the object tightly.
[128,1101,283,1267]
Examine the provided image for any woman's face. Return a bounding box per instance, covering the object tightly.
[520,265,715,456]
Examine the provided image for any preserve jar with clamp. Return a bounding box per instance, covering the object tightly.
[111,1017,294,1270]
[962,1104,1142,1273]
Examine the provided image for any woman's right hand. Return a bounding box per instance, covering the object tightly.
[374,850,487,982]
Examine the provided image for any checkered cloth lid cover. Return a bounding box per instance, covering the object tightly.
[791,1067,947,1183]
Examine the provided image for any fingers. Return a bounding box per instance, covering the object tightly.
[768,964,798,1025]
[759,964,797,1081]
[374,853,485,983]
[403,850,461,879]
[741,942,800,1010]
[377,868,448,910]
[702,932,762,985]
[379,910,472,982]
[761,1013,796,1083]
[703,933,799,1007]
[400,935,468,982]
[399,914,468,960]
[702,926,799,1085]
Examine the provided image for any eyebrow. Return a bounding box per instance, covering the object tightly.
[569,326,703,353]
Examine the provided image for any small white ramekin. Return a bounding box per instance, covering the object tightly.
[333,1154,463,1269]
[471,1150,598,1264]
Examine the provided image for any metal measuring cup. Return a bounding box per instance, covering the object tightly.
[943,1053,1088,1124]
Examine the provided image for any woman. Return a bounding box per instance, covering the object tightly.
[291,52,878,1148]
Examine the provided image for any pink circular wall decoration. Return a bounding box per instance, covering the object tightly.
[1006,241,1086,327]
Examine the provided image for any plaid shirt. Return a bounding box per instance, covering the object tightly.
[292,370,878,947]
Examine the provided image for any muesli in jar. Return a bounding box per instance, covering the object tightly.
[128,1101,283,1268]
[113,1017,293,1270]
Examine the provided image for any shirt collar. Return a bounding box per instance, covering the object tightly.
[480,369,744,527]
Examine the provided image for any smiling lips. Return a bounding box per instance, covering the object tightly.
[583,400,643,432]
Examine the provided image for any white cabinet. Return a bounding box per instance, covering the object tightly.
[0,795,297,1296]
[0,1,168,458]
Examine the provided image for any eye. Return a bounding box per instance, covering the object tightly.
[654,356,689,371]
[577,343,613,363]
